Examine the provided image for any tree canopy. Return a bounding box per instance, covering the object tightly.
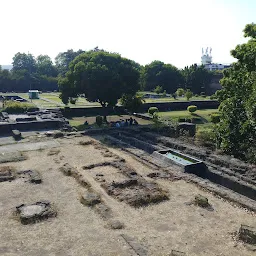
[59,51,140,107]
[216,23,256,162]
[182,64,213,95]
[140,61,183,94]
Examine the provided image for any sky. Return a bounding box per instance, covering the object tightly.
[0,0,255,68]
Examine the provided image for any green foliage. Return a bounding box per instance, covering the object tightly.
[154,85,163,94]
[120,94,144,112]
[210,113,220,123]
[163,90,167,97]
[216,23,256,162]
[185,90,193,100]
[59,51,140,107]
[96,115,103,127]
[176,88,184,96]
[140,61,183,94]
[182,64,213,95]
[187,105,197,113]
[196,129,216,147]
[3,101,35,114]
[148,107,159,115]
[210,94,217,100]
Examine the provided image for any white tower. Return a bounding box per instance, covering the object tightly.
[201,47,212,65]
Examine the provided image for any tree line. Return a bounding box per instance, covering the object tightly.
[0,48,215,96]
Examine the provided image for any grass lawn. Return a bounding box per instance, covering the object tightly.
[158,108,218,132]
[143,96,211,103]
[158,109,217,121]
[1,92,101,109]
[68,115,153,131]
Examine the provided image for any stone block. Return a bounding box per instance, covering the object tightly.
[0,166,15,182]
[16,201,57,224]
[80,192,101,206]
[239,225,256,244]
[12,129,21,140]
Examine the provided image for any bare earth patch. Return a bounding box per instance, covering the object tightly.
[0,136,255,255]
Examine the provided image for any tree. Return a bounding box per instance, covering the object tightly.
[59,51,140,108]
[182,64,213,95]
[185,89,193,100]
[55,49,85,76]
[216,23,256,162]
[36,55,57,77]
[154,85,163,94]
[120,94,144,112]
[140,61,182,93]
[12,52,37,73]
[176,88,184,97]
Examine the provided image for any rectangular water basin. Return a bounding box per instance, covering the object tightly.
[153,149,207,174]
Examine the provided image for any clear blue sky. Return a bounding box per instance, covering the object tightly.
[0,0,255,68]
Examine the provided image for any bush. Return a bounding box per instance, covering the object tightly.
[96,115,103,126]
[3,101,35,114]
[154,85,163,94]
[176,88,184,97]
[148,107,159,115]
[185,90,193,100]
[196,129,216,147]
[210,94,217,100]
[210,113,220,123]
[187,105,197,113]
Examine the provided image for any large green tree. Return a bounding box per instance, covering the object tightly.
[36,55,57,77]
[216,23,256,162]
[12,52,37,73]
[140,61,182,93]
[55,49,84,76]
[182,64,213,95]
[59,51,140,107]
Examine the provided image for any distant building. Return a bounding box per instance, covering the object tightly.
[201,48,230,94]
[201,47,230,71]
[28,90,39,99]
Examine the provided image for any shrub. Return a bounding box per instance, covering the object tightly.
[96,115,103,126]
[200,92,206,96]
[176,88,185,97]
[210,113,220,123]
[196,129,216,147]
[148,107,159,115]
[154,85,163,94]
[185,90,193,100]
[187,105,197,113]
[3,101,35,114]
[163,90,167,97]
[210,94,217,100]
[194,94,199,97]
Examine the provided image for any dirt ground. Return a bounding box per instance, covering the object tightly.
[0,135,255,256]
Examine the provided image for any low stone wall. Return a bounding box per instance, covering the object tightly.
[138,100,219,112]
[0,120,62,135]
[61,106,125,117]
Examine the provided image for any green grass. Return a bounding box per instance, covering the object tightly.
[144,96,210,103]
[158,109,217,121]
[158,108,218,132]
